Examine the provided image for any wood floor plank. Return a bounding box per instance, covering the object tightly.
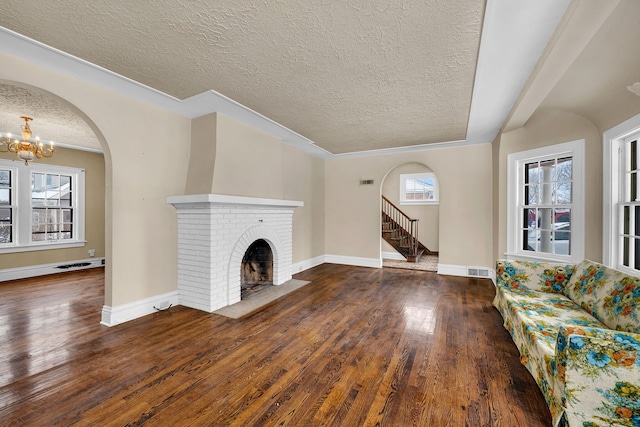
[0,264,552,426]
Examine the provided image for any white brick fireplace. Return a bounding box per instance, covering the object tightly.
[167,194,303,312]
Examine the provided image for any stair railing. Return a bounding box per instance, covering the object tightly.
[381,195,419,258]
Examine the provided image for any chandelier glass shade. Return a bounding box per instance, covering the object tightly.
[0,116,55,165]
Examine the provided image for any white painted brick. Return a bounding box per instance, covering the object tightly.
[173,198,297,314]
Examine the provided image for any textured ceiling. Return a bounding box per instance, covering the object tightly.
[0,0,484,154]
[0,84,100,151]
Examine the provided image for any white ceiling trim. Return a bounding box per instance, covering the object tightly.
[0,26,333,159]
[0,0,570,159]
[464,0,570,146]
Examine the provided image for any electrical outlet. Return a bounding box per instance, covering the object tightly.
[88,249,95,257]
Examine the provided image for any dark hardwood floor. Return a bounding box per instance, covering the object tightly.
[0,264,551,426]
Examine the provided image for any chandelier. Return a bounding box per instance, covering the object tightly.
[0,116,55,165]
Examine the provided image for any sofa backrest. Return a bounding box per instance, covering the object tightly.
[564,259,640,333]
[496,259,573,293]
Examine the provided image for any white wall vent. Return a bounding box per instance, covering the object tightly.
[467,267,490,278]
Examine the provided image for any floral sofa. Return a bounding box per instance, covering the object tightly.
[494,259,640,427]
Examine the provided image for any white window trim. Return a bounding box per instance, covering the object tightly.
[603,112,640,275]
[0,159,86,254]
[506,139,585,263]
[399,172,440,206]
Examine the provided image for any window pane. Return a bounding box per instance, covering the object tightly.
[556,181,572,204]
[624,206,630,235]
[60,190,72,207]
[60,175,71,190]
[32,209,44,232]
[523,229,535,251]
[401,173,439,203]
[527,184,539,205]
[0,170,9,186]
[526,162,539,184]
[554,209,570,225]
[32,173,45,191]
[32,233,45,242]
[557,157,572,180]
[0,224,11,243]
[525,208,537,228]
[623,237,630,267]
[0,208,11,221]
[541,159,556,183]
[0,188,9,205]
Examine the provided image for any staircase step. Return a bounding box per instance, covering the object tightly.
[406,249,425,263]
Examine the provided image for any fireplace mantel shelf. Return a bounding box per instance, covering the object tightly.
[167,194,304,208]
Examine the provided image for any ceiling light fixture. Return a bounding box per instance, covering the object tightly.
[0,116,55,165]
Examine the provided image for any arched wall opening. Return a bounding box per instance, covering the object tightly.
[0,79,113,306]
[379,162,440,262]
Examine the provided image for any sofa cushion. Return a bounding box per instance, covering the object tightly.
[599,274,640,334]
[565,259,640,334]
[564,260,606,315]
[496,259,574,294]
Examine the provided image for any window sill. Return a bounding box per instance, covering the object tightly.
[0,241,86,254]
[399,200,439,206]
[505,252,579,264]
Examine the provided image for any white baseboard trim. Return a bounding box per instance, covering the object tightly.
[291,255,326,274]
[325,254,382,269]
[0,257,105,282]
[101,290,180,327]
[381,251,406,261]
[437,264,468,277]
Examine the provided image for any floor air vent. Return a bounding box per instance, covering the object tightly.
[56,262,92,270]
[467,267,490,278]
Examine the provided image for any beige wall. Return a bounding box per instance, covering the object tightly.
[381,162,439,253]
[282,143,325,262]
[192,113,325,263]
[325,143,493,267]
[212,113,284,199]
[495,108,602,262]
[185,113,217,195]
[1,52,192,307]
[0,147,105,269]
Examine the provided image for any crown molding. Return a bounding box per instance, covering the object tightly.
[0,0,571,160]
[0,27,332,159]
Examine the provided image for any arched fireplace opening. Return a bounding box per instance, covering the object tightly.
[241,239,273,299]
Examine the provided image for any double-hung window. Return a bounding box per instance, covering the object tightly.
[399,172,439,205]
[507,140,585,263]
[604,113,640,274]
[0,159,85,253]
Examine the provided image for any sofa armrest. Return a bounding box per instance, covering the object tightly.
[555,326,640,426]
[496,259,574,293]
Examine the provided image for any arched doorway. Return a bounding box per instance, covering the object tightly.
[379,162,439,270]
[0,80,111,306]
